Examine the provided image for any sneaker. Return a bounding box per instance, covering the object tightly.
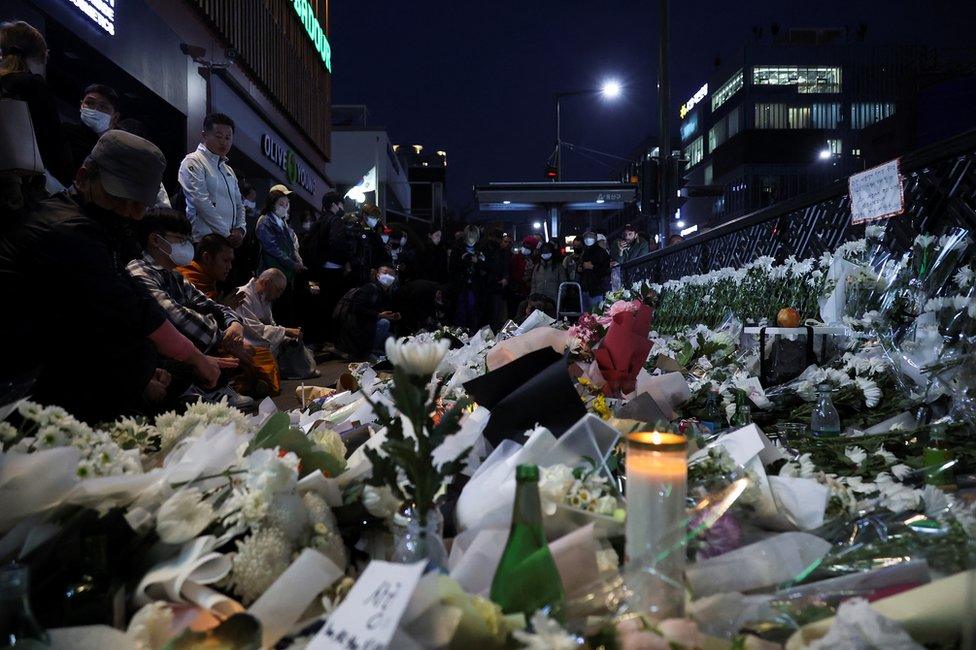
[183,384,257,413]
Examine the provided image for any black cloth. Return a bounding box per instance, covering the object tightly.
[415,241,449,283]
[336,280,393,358]
[63,122,99,177]
[395,279,447,332]
[0,193,167,422]
[0,72,73,186]
[579,244,612,296]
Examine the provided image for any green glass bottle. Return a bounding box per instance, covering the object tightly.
[60,534,123,627]
[701,389,723,434]
[730,391,752,427]
[923,424,953,487]
[0,564,50,649]
[490,464,566,622]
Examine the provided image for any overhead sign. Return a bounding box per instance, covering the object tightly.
[680,83,708,119]
[64,0,115,35]
[261,133,317,195]
[292,0,332,72]
[849,159,905,224]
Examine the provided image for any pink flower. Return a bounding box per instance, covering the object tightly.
[598,299,643,327]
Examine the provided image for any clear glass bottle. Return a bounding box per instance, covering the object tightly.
[60,534,121,627]
[701,389,724,434]
[810,382,841,437]
[391,502,448,573]
[490,464,565,622]
[0,564,50,649]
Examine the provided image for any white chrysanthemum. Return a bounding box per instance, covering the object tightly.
[954,266,975,289]
[512,611,579,650]
[362,485,401,519]
[539,464,576,511]
[855,377,882,408]
[875,446,897,465]
[593,495,617,515]
[309,425,347,461]
[126,602,174,650]
[156,489,214,544]
[875,473,922,513]
[0,421,18,443]
[155,398,251,452]
[865,224,886,240]
[914,234,936,248]
[228,527,292,604]
[922,485,951,518]
[844,447,868,466]
[245,448,299,495]
[890,464,913,480]
[241,489,270,525]
[385,336,450,377]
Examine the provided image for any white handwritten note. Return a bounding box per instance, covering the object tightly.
[849,159,904,224]
[307,560,426,650]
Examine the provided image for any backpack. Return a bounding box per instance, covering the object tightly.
[332,286,360,323]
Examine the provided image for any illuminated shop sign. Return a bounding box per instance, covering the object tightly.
[679,83,708,119]
[262,133,317,195]
[64,0,115,35]
[292,0,332,72]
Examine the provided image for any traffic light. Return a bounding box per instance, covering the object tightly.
[639,158,659,213]
[545,164,558,180]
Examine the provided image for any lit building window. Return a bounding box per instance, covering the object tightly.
[788,106,811,129]
[708,119,727,151]
[827,138,842,154]
[851,102,895,129]
[684,136,704,169]
[704,163,713,185]
[754,103,788,129]
[711,69,744,112]
[812,103,842,129]
[727,106,741,138]
[752,66,842,93]
[852,148,862,156]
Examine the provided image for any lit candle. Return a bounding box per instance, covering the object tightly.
[625,431,687,619]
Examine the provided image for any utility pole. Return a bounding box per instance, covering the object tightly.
[657,0,671,246]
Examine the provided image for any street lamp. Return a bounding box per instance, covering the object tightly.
[818,149,832,160]
[555,79,623,181]
[532,221,542,230]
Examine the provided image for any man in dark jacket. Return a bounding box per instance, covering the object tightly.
[0,130,221,421]
[613,223,651,266]
[450,225,488,332]
[578,230,611,311]
[335,265,400,360]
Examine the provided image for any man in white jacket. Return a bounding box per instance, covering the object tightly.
[178,113,245,245]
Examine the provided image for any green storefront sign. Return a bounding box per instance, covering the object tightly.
[292,0,332,72]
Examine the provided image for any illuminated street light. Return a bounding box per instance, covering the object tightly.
[503,200,511,205]
[533,221,542,230]
[818,149,832,160]
[601,80,622,99]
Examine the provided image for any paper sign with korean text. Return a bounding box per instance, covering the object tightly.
[849,159,905,224]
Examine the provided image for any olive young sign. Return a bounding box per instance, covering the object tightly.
[292,0,332,72]
[679,83,708,119]
[63,0,115,35]
[262,134,317,195]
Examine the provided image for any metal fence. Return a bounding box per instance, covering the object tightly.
[623,128,976,285]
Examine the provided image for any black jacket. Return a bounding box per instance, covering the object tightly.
[579,244,612,295]
[0,193,166,421]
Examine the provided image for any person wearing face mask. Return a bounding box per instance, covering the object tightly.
[334,265,401,361]
[578,230,612,311]
[360,203,391,276]
[0,131,228,421]
[255,184,306,326]
[0,20,72,190]
[64,83,120,172]
[127,209,267,409]
[302,192,348,345]
[530,241,566,303]
[450,225,488,331]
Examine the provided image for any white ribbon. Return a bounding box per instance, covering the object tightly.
[135,535,242,617]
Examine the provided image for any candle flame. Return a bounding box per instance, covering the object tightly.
[628,431,686,447]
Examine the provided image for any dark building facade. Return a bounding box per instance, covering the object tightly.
[676,27,976,230]
[3,0,334,214]
[394,145,447,225]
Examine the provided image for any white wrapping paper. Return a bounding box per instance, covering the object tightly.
[486,327,571,371]
[135,535,241,616]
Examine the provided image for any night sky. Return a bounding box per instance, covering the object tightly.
[330,0,976,215]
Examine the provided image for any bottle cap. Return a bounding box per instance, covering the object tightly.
[515,464,539,481]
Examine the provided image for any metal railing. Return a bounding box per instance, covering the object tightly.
[622,128,976,285]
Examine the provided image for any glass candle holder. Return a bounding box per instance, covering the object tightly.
[624,431,687,619]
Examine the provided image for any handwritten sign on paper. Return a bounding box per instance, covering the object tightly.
[307,560,426,650]
[849,159,905,224]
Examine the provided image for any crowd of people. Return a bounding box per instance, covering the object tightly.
[0,19,659,423]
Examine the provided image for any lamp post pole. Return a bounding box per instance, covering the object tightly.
[657,0,672,247]
[556,94,563,181]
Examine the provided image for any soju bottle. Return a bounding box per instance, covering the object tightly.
[730,391,752,427]
[0,564,50,649]
[810,383,841,437]
[490,464,565,622]
[923,424,953,487]
[701,389,723,434]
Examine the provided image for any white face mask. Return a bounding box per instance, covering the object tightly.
[243,199,256,210]
[80,107,112,134]
[377,273,396,287]
[274,205,289,220]
[521,247,532,256]
[366,217,379,228]
[381,234,390,244]
[584,237,596,247]
[400,236,407,247]
[541,252,553,260]
[157,235,194,267]
[430,233,442,245]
